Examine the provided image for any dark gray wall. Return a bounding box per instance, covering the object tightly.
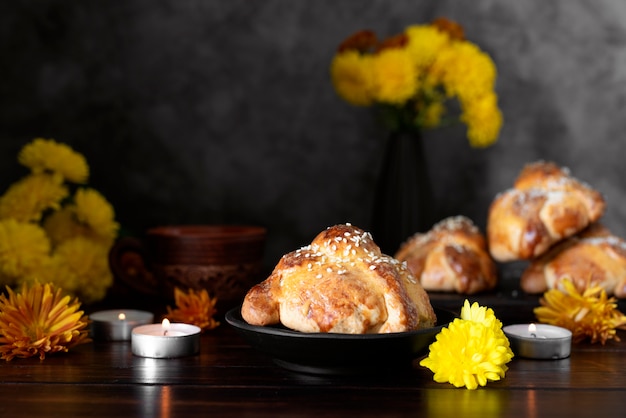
[2,1,626,271]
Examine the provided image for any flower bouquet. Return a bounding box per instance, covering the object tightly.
[330,17,503,145]
[330,18,504,253]
[0,138,119,304]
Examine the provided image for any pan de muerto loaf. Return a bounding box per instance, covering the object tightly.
[394,216,498,294]
[487,161,605,262]
[241,224,436,333]
[521,223,626,298]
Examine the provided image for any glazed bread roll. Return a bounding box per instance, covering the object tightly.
[487,161,606,262]
[521,224,626,298]
[241,224,436,333]
[395,216,498,294]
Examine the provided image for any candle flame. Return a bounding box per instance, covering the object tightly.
[528,323,537,333]
[162,318,171,336]
[118,313,126,321]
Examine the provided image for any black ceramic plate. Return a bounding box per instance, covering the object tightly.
[225,306,456,375]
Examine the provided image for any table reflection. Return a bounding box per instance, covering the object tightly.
[135,385,172,418]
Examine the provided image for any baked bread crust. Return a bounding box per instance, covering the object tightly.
[395,216,498,294]
[487,161,606,262]
[241,224,436,333]
[520,224,626,298]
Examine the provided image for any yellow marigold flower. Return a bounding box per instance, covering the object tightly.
[53,237,113,304]
[166,287,220,332]
[0,219,51,285]
[0,282,90,361]
[330,50,375,106]
[420,300,513,390]
[42,189,119,248]
[0,173,68,222]
[329,19,502,147]
[71,188,119,246]
[371,48,418,105]
[18,138,89,184]
[42,207,82,247]
[461,92,503,148]
[534,279,626,344]
[404,24,451,70]
[433,41,497,103]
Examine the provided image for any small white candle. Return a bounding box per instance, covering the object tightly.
[90,309,154,341]
[503,323,572,360]
[131,319,201,358]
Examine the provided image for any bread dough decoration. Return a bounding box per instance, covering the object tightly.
[521,223,626,298]
[395,216,498,294]
[241,224,436,333]
[487,161,606,262]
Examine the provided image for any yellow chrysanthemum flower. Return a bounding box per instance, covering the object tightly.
[0,219,51,284]
[0,173,68,223]
[51,237,113,304]
[330,18,502,148]
[460,299,504,329]
[18,138,89,184]
[166,287,220,332]
[371,48,418,105]
[1,138,118,303]
[534,279,626,344]
[432,41,497,103]
[420,300,513,390]
[0,282,90,361]
[330,50,375,106]
[404,24,452,70]
[73,188,119,244]
[42,207,83,247]
[461,92,503,148]
[43,195,118,248]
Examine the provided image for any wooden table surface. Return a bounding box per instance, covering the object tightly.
[1,289,625,418]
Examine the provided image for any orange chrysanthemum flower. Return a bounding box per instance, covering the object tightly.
[166,287,220,332]
[0,282,90,361]
[534,278,626,344]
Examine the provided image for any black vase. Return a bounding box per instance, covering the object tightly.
[370,130,435,255]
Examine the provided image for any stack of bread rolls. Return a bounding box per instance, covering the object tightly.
[396,160,626,298]
[487,161,626,298]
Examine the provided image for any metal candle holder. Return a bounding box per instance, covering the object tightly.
[503,323,572,360]
[131,322,201,358]
[90,309,154,342]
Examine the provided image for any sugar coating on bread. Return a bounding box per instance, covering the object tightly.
[521,224,626,298]
[241,224,436,333]
[395,216,498,294]
[487,161,606,262]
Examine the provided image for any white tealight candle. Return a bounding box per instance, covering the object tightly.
[90,309,154,341]
[131,319,201,358]
[503,323,572,360]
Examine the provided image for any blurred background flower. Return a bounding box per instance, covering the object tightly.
[330,17,503,147]
[166,287,220,332]
[0,139,119,304]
